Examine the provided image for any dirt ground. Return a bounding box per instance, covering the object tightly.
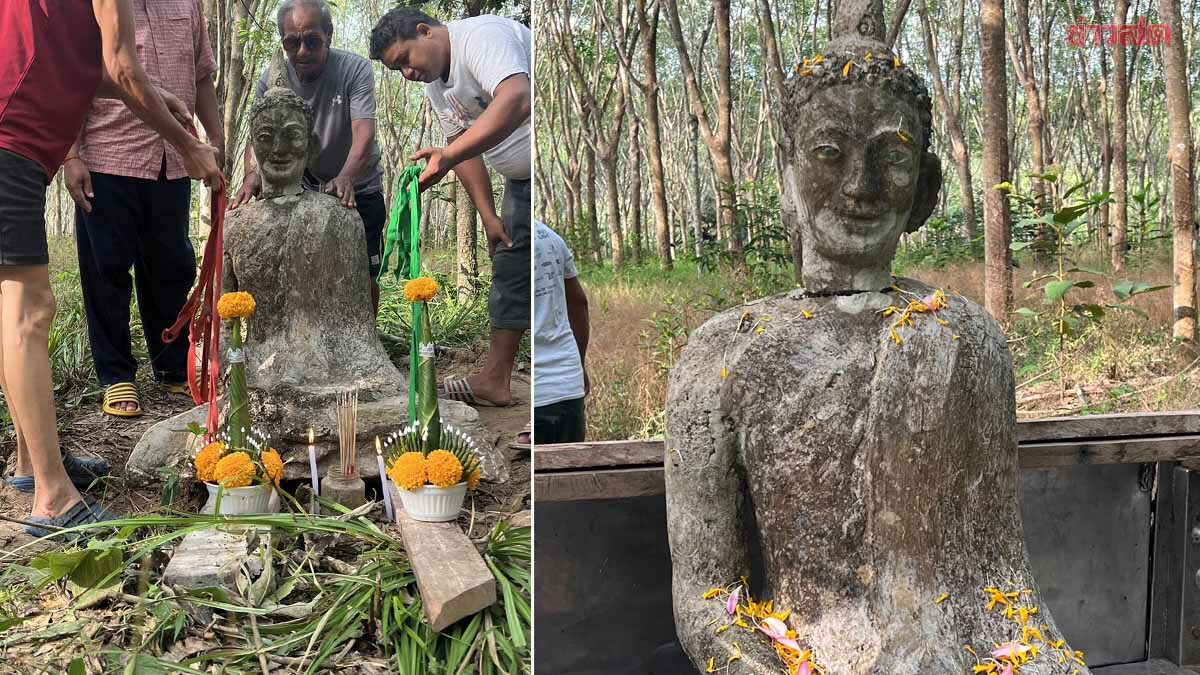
[0,350,531,552]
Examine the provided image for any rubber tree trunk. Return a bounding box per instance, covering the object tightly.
[981,0,1013,320]
[1161,0,1196,342]
[1111,0,1130,271]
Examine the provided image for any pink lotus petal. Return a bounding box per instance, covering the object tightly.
[760,617,789,640]
[922,294,937,309]
[776,636,801,651]
[726,587,740,615]
[991,642,1032,660]
[797,663,813,675]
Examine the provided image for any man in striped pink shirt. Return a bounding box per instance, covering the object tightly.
[63,0,223,418]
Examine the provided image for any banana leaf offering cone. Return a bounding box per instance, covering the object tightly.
[404,277,441,451]
[216,291,255,449]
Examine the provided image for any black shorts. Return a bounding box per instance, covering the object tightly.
[355,190,386,280]
[0,149,48,266]
[490,178,531,330]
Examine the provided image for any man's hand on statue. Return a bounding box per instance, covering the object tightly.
[324,176,357,208]
[182,141,224,190]
[228,173,262,210]
[410,146,454,192]
[64,157,93,213]
[482,214,513,258]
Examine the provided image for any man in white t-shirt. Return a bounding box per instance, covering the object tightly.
[532,221,590,444]
[370,8,532,409]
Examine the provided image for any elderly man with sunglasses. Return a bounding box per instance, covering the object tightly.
[229,0,385,310]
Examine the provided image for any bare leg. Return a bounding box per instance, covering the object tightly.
[0,330,31,477]
[463,328,524,406]
[0,266,82,517]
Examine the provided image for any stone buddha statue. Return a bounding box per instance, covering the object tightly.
[222,50,400,398]
[664,2,1089,673]
[125,52,498,486]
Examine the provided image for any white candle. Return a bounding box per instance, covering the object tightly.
[308,428,320,503]
[376,436,393,521]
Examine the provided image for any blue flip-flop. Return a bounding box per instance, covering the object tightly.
[22,496,117,540]
[4,451,110,494]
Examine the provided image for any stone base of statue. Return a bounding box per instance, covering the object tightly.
[666,281,1089,673]
[126,395,506,486]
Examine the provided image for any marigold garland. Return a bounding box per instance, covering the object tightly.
[217,291,256,320]
[212,451,257,488]
[195,441,225,483]
[404,277,439,303]
[426,449,464,488]
[261,448,284,485]
[388,451,427,490]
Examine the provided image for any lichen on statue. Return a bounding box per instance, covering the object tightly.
[664,7,1090,674]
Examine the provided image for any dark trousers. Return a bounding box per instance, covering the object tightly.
[534,396,586,444]
[75,167,194,387]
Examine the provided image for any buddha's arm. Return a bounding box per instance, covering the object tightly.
[664,329,778,672]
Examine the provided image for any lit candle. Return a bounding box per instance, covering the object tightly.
[376,436,393,521]
[308,428,320,504]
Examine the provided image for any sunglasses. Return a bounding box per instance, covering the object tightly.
[282,34,325,52]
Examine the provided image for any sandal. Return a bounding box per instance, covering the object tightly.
[440,377,506,407]
[22,496,118,541]
[3,451,110,493]
[163,382,190,397]
[102,382,142,417]
[510,421,532,451]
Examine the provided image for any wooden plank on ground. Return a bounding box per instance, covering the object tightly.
[397,513,496,631]
[534,467,665,502]
[1019,435,1200,468]
[534,439,663,471]
[1018,412,1200,443]
[1093,660,1200,675]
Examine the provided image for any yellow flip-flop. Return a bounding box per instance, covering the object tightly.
[163,382,190,397]
[102,382,142,418]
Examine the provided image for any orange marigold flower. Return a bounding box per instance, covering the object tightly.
[426,450,464,488]
[467,468,481,491]
[403,277,439,303]
[388,451,427,490]
[217,291,256,320]
[212,451,257,488]
[195,441,225,483]
[261,448,284,485]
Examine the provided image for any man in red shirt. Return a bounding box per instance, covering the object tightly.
[0,0,221,539]
[63,0,223,420]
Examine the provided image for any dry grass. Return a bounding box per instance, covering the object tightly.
[581,251,1200,441]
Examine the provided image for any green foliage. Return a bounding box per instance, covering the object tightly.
[893,211,981,273]
[0,514,530,673]
[1002,171,1167,393]
[641,293,690,375]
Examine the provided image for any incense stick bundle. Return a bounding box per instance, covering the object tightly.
[336,388,359,476]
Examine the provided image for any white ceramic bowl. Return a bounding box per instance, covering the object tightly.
[391,482,467,522]
[203,482,274,515]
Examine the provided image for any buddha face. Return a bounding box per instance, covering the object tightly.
[792,84,929,269]
[251,104,315,197]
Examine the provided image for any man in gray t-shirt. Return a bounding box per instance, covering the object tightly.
[230,0,386,309]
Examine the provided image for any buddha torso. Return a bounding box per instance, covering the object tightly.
[667,280,1076,673]
[222,190,399,394]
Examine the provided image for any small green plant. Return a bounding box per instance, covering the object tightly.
[1002,170,1167,397]
[641,293,690,375]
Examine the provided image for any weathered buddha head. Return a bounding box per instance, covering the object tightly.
[249,50,319,198]
[782,1,941,292]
